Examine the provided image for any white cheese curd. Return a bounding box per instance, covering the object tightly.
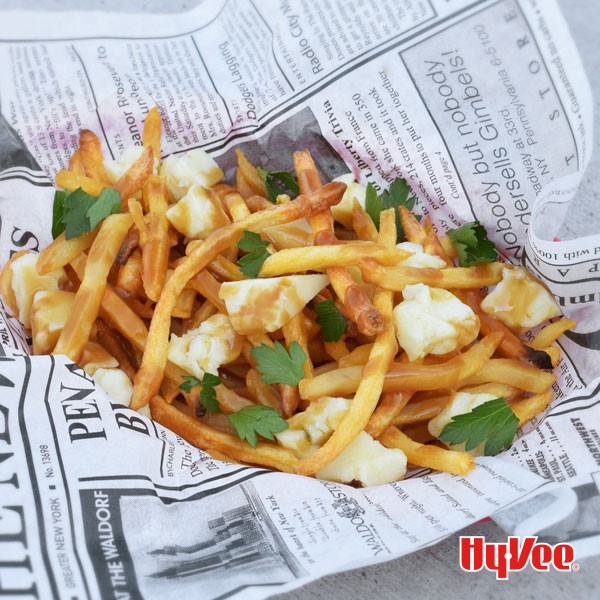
[104,145,146,185]
[276,396,407,486]
[392,283,479,362]
[165,184,229,239]
[316,432,407,487]
[428,391,497,455]
[30,290,75,354]
[331,174,367,229]
[93,368,133,406]
[168,313,242,379]
[396,241,446,269]
[160,148,224,200]
[276,396,351,458]
[219,274,329,334]
[10,253,66,328]
[480,266,561,329]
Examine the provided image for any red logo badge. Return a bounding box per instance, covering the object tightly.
[459,536,578,579]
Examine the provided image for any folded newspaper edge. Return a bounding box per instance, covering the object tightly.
[0,0,599,598]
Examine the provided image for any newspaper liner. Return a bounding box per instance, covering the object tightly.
[0,0,599,597]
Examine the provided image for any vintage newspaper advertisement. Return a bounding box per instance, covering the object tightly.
[0,0,598,597]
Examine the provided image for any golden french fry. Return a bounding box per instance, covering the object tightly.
[360,258,506,290]
[366,391,412,438]
[207,255,243,282]
[143,107,161,162]
[337,343,374,368]
[510,391,553,425]
[236,150,268,197]
[117,228,140,265]
[55,170,105,196]
[95,319,138,382]
[68,149,85,175]
[98,287,150,352]
[79,129,110,184]
[299,332,503,400]
[215,385,254,413]
[36,231,98,276]
[115,146,154,208]
[323,339,349,362]
[422,226,452,266]
[235,168,255,199]
[392,395,450,427]
[141,176,170,302]
[245,194,273,212]
[259,244,411,277]
[279,313,311,418]
[187,270,226,313]
[204,448,238,464]
[279,384,301,419]
[352,199,378,242]
[294,149,385,337]
[183,300,218,332]
[116,249,143,295]
[440,235,457,259]
[379,426,475,476]
[131,181,347,409]
[127,198,147,243]
[150,396,298,473]
[54,213,133,361]
[399,206,427,244]
[224,191,252,221]
[246,369,281,411]
[529,319,576,349]
[459,358,556,393]
[172,287,196,319]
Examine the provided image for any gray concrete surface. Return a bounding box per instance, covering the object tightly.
[2,0,598,597]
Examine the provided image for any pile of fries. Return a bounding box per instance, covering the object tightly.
[0,108,576,487]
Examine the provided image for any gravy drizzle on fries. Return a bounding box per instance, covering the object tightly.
[0,108,575,487]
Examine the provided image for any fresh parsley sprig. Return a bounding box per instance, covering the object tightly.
[251,340,306,386]
[199,373,221,415]
[179,375,200,394]
[227,405,289,448]
[52,187,121,240]
[438,397,519,456]
[314,299,346,342]
[179,373,222,417]
[257,167,299,203]
[365,177,417,242]
[237,230,271,278]
[447,221,498,267]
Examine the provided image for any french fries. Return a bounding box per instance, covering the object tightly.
[54,213,133,361]
[259,244,411,277]
[0,109,575,489]
[360,259,505,290]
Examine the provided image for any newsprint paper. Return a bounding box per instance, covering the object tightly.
[0,0,599,598]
